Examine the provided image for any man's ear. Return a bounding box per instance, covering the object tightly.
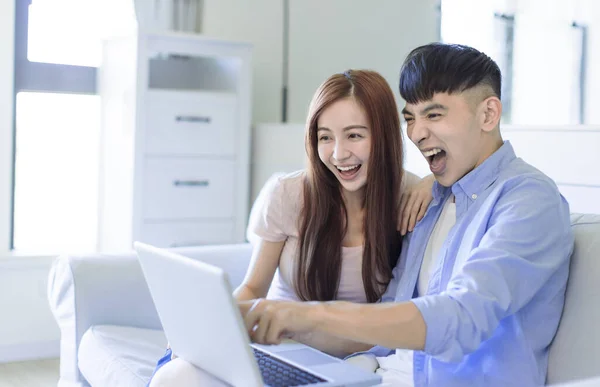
[480,96,502,132]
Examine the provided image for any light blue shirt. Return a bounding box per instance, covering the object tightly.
[369,141,574,386]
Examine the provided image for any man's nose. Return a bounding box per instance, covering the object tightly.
[408,119,429,146]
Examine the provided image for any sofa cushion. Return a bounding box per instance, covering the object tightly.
[547,214,600,385]
[78,325,167,387]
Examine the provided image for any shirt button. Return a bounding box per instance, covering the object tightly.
[471,194,478,200]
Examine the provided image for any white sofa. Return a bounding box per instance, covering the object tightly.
[48,214,600,387]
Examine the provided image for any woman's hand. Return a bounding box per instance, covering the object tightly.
[399,174,435,235]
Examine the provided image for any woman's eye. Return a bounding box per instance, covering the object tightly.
[319,136,330,142]
[348,133,362,139]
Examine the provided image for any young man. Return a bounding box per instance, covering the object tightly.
[243,43,574,386]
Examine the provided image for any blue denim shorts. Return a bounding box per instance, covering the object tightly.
[146,347,173,387]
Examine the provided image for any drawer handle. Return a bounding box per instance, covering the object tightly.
[175,115,211,124]
[173,180,209,187]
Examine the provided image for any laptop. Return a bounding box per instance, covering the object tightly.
[135,242,382,387]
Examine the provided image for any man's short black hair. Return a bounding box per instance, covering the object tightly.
[399,43,502,104]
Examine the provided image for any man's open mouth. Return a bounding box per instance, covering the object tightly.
[422,148,447,174]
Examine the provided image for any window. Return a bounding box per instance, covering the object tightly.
[440,0,516,122]
[440,0,590,126]
[13,92,100,252]
[12,0,135,253]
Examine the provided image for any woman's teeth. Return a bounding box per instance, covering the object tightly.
[337,165,359,172]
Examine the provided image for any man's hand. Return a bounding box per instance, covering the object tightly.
[238,299,259,317]
[242,299,320,345]
[240,299,426,352]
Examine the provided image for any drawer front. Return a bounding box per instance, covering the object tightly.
[141,220,235,247]
[143,158,236,220]
[145,90,237,156]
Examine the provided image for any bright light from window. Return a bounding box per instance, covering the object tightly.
[27,0,136,67]
[13,92,101,253]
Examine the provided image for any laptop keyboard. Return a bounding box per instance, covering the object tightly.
[253,347,327,386]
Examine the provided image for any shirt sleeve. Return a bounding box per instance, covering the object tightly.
[380,233,412,303]
[246,173,289,245]
[411,177,574,363]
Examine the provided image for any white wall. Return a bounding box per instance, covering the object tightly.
[287,0,440,122]
[201,0,284,123]
[503,126,600,215]
[0,0,60,363]
[201,0,440,125]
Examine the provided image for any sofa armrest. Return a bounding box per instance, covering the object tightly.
[47,243,253,387]
[48,251,161,386]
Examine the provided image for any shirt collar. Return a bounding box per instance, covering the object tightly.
[431,141,516,203]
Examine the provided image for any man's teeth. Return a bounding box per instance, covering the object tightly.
[337,165,359,172]
[422,148,443,157]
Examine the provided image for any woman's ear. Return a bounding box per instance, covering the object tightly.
[481,96,502,132]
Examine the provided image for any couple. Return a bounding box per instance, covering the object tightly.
[150,43,574,386]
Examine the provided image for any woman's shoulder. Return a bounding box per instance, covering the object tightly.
[254,170,306,212]
[274,170,305,187]
[262,170,305,199]
[248,170,305,240]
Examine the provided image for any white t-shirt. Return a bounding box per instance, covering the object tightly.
[376,196,456,386]
[246,170,422,304]
[246,171,367,303]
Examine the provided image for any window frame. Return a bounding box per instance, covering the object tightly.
[0,1,16,255]
[5,0,98,254]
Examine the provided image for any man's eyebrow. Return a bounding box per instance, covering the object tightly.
[419,103,448,115]
[402,104,448,116]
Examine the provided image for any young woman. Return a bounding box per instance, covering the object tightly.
[148,69,433,386]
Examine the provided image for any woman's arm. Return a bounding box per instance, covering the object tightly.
[399,172,435,236]
[234,239,285,301]
[235,240,372,358]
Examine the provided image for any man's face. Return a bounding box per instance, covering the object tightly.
[402,92,488,187]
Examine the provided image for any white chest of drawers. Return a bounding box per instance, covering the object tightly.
[98,32,252,251]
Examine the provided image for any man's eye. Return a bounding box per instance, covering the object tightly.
[404,117,414,124]
[428,113,441,119]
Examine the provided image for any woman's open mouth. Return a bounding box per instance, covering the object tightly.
[336,164,362,180]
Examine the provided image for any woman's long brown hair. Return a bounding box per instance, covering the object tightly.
[295,70,404,303]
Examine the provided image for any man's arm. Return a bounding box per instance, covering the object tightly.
[245,177,573,360]
[243,298,426,350]
[289,331,373,358]
[408,178,572,362]
[313,301,427,350]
